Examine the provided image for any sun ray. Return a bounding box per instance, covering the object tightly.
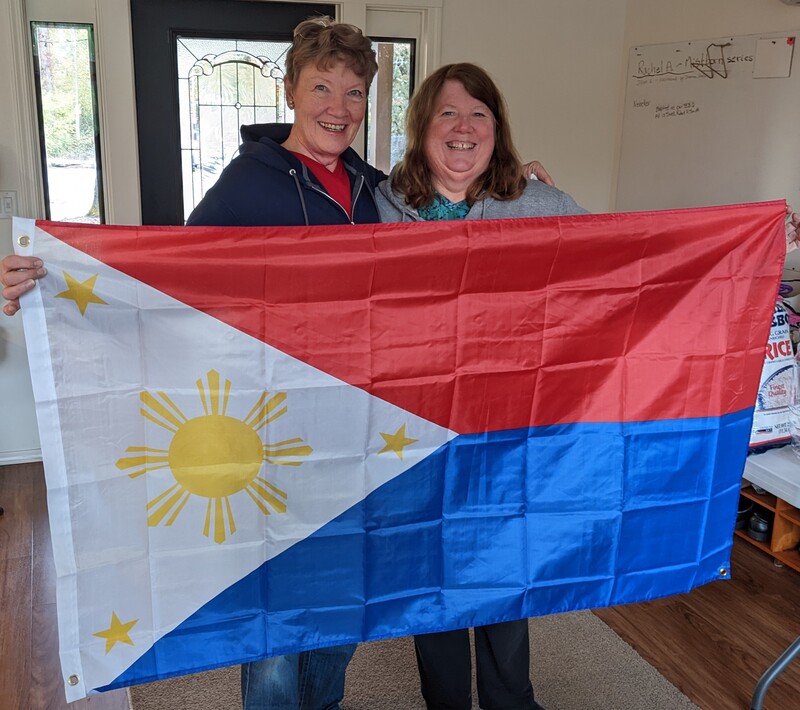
[204,496,236,544]
[245,488,272,515]
[122,464,170,479]
[222,378,231,416]
[122,446,170,454]
[244,391,269,424]
[265,449,312,458]
[253,407,288,430]
[208,370,220,415]
[225,496,236,535]
[264,437,311,450]
[140,408,178,434]
[203,498,212,538]
[116,458,170,478]
[203,498,216,537]
[246,392,288,430]
[258,477,288,500]
[140,391,187,431]
[247,478,288,513]
[208,370,221,415]
[146,484,191,527]
[154,391,189,423]
[146,482,180,510]
[264,456,311,466]
[164,490,191,526]
[124,370,313,544]
[264,438,313,465]
[117,446,171,477]
[197,377,210,415]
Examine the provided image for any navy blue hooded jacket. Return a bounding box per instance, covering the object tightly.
[186,124,386,227]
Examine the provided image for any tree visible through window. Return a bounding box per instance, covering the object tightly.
[31,22,104,223]
[366,38,415,175]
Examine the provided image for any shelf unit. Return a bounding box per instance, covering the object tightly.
[737,484,800,572]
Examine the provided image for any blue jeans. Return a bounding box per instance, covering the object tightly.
[241,644,357,710]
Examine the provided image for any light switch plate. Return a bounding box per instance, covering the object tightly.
[0,191,18,219]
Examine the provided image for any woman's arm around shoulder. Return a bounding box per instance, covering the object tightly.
[512,179,588,218]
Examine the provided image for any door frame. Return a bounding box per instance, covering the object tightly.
[131,0,335,225]
[9,0,442,226]
[11,0,148,225]
[2,0,440,464]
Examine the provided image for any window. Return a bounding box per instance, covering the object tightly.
[365,38,415,175]
[31,22,104,223]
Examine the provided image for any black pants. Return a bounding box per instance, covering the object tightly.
[414,620,541,710]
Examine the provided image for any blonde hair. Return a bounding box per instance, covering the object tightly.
[391,63,526,209]
[286,16,378,88]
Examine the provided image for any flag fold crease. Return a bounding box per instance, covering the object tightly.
[13,201,785,700]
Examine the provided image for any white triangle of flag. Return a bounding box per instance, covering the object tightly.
[15,218,457,699]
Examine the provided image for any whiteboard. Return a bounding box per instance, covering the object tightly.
[616,32,800,218]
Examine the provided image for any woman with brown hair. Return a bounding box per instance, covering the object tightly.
[377,62,587,710]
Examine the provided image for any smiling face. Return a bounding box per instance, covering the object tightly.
[283,62,367,169]
[423,79,496,202]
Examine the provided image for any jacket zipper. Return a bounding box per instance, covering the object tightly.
[305,174,365,225]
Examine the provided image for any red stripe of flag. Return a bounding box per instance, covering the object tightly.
[41,201,786,433]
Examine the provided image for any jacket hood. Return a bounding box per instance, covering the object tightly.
[235,123,296,173]
[186,122,383,228]
[240,122,292,143]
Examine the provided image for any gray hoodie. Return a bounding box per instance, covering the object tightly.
[375,170,588,222]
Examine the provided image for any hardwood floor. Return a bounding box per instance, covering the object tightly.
[0,463,129,710]
[596,539,800,710]
[3,462,800,709]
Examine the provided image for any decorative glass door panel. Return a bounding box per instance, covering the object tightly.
[131,0,332,225]
[176,37,294,217]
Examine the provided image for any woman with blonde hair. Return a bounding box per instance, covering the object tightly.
[0,20,553,710]
[3,16,379,710]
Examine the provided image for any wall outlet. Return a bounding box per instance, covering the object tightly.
[0,191,18,219]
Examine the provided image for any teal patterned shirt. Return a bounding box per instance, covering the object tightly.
[418,193,471,221]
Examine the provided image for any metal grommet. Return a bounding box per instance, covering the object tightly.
[67,674,80,686]
[17,235,30,247]
[718,567,729,578]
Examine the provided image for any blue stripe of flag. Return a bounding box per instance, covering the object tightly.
[103,408,750,692]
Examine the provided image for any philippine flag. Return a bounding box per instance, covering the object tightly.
[13,202,785,701]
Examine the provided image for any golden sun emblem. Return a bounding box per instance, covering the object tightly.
[115,370,312,544]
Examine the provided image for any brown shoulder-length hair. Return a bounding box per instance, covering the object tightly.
[285,16,378,89]
[391,63,526,209]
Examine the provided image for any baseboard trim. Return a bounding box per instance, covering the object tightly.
[0,449,43,466]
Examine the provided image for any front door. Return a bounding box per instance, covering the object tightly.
[130,0,333,225]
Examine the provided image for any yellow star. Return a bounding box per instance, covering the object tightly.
[378,424,418,460]
[55,271,108,315]
[93,612,138,654]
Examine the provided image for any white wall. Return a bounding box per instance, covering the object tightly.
[0,0,41,462]
[622,0,800,47]
[5,0,797,462]
[0,0,631,463]
[615,0,800,207]
[439,0,628,214]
